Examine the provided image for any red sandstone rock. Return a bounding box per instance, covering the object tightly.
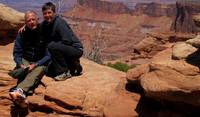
[0,44,139,117]
[0,3,24,45]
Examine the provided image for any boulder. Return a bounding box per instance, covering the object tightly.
[172,42,197,60]
[126,64,149,84]
[133,36,167,59]
[137,48,200,106]
[153,48,200,76]
[0,3,24,29]
[0,3,24,44]
[141,62,200,106]
[186,35,200,48]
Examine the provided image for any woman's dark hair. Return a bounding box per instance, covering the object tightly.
[42,2,56,12]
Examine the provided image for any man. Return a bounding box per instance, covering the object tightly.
[41,2,83,81]
[9,11,50,108]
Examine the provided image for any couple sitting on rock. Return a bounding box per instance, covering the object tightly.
[8,2,83,108]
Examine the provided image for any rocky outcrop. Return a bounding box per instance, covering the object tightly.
[192,14,200,33]
[172,35,200,60]
[131,32,197,61]
[132,35,168,59]
[0,44,139,117]
[186,35,200,47]
[0,3,24,45]
[178,1,200,14]
[171,1,198,33]
[172,42,197,60]
[127,34,200,116]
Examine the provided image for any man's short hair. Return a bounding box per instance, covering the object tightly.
[24,10,38,21]
[42,2,56,12]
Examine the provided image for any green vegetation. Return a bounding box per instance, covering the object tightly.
[107,62,135,72]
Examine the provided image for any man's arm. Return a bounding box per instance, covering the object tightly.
[28,48,51,71]
[35,48,51,66]
[56,17,81,46]
[13,33,24,67]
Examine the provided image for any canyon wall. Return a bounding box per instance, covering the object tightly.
[77,0,131,14]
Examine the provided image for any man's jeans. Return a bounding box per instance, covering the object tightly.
[9,59,45,94]
[47,41,83,77]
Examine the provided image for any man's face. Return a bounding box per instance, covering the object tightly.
[43,9,55,23]
[25,13,38,30]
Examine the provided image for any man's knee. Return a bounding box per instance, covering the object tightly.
[29,66,45,78]
[47,42,66,55]
[47,42,57,51]
[34,66,46,72]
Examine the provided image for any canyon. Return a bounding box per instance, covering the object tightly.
[64,0,176,64]
[1,0,200,116]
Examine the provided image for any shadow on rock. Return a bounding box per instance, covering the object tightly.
[135,96,163,117]
[135,96,200,117]
[186,49,200,68]
[125,80,144,95]
[10,105,29,117]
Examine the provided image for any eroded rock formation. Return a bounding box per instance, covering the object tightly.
[127,34,200,116]
[171,1,200,33]
[0,3,24,45]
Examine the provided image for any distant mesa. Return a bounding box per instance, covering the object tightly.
[77,0,131,14]
[76,0,177,17]
[133,2,176,17]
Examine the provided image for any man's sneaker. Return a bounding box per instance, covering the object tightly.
[76,63,83,75]
[71,60,83,76]
[9,88,28,108]
[54,71,71,81]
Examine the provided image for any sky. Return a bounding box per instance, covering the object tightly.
[0,0,177,13]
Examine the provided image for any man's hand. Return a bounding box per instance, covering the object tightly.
[19,64,27,69]
[18,25,26,33]
[28,64,37,71]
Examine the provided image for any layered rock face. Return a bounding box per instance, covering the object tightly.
[0,3,24,45]
[170,1,200,33]
[171,1,198,33]
[133,2,176,17]
[77,0,131,14]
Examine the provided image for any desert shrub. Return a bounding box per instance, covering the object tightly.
[107,62,135,72]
